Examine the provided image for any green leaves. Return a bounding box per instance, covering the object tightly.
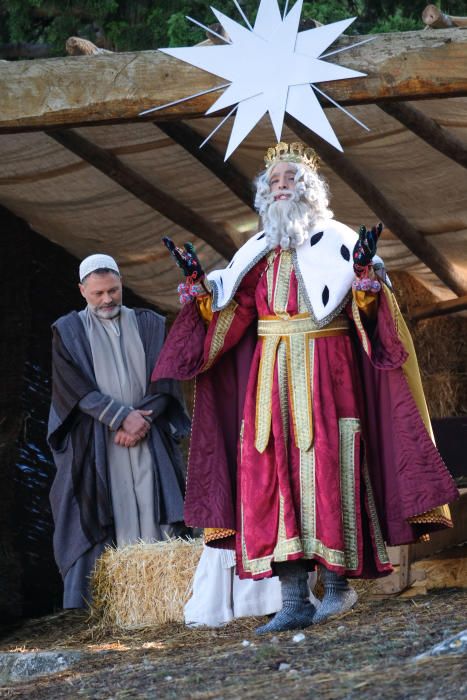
[3,0,465,57]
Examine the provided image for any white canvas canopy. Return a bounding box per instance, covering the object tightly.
[1,28,466,314]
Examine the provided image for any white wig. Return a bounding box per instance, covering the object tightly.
[254,162,334,249]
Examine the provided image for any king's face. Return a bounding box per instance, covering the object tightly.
[269,162,297,201]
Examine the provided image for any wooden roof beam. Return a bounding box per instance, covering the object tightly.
[156,122,255,210]
[48,129,236,260]
[379,102,467,169]
[2,29,467,132]
[422,5,467,29]
[410,295,467,322]
[286,115,467,297]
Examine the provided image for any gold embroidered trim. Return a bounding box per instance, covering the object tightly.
[273,536,303,561]
[287,333,313,451]
[362,459,390,564]
[351,297,370,356]
[273,249,292,314]
[277,340,289,442]
[204,528,236,543]
[299,424,316,544]
[255,314,348,453]
[299,415,349,566]
[258,314,349,337]
[240,504,273,576]
[255,334,280,452]
[266,250,276,308]
[204,300,238,370]
[339,418,360,570]
[302,538,346,566]
[277,492,287,545]
[242,551,275,576]
[241,423,356,572]
[242,537,349,573]
[408,504,453,528]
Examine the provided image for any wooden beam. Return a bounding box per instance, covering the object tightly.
[422,4,467,29]
[410,295,467,321]
[2,29,467,132]
[379,102,467,169]
[48,129,236,260]
[156,122,255,210]
[286,115,467,297]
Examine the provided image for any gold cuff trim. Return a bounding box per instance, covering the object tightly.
[204,527,236,543]
[408,503,453,528]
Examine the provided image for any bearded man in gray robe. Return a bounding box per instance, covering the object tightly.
[48,254,190,608]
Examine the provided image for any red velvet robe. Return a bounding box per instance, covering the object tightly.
[153,250,458,580]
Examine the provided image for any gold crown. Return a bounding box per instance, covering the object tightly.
[264,142,320,170]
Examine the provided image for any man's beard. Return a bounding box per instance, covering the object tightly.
[262,194,315,250]
[90,303,122,319]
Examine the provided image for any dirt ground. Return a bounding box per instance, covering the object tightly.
[0,586,466,700]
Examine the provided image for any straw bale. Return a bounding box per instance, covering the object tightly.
[390,271,467,417]
[399,547,467,597]
[89,538,203,631]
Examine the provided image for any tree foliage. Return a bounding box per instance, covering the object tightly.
[1,1,466,55]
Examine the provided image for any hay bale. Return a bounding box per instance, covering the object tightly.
[390,271,467,417]
[89,538,203,630]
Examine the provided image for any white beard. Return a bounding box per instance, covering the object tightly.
[263,193,315,250]
[91,304,122,319]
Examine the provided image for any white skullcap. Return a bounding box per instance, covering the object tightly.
[79,254,120,282]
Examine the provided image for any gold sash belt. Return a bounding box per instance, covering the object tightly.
[255,313,350,454]
[257,312,350,337]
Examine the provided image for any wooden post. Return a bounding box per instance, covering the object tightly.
[398,545,412,591]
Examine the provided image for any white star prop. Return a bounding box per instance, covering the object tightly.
[143,0,371,159]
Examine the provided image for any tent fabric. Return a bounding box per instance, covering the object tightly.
[0,98,466,312]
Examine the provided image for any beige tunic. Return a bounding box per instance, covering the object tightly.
[81,306,163,545]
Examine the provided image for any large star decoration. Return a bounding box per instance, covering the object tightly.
[142,0,371,159]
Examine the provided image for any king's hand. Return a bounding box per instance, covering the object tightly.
[353,223,383,276]
[163,237,205,280]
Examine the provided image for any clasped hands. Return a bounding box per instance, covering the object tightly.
[114,409,153,447]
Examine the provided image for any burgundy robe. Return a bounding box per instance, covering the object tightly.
[153,253,458,580]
